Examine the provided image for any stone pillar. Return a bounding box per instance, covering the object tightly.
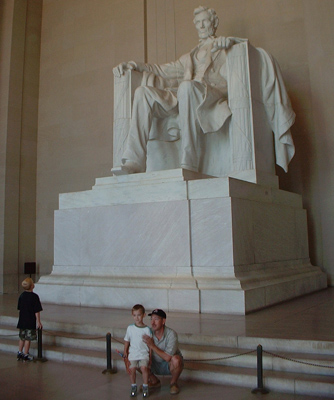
[0,0,42,293]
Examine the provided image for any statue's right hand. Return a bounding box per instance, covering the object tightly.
[113,61,137,77]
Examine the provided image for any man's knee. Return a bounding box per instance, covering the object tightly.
[170,355,183,371]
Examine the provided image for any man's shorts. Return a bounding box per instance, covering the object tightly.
[129,359,149,368]
[151,359,171,376]
[151,356,184,376]
[19,329,37,341]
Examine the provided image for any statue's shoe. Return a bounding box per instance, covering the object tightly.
[121,160,142,174]
[180,163,198,172]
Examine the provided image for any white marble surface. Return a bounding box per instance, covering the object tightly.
[60,169,214,209]
[55,200,191,271]
[37,171,327,314]
[200,289,246,314]
[60,172,302,211]
[190,197,233,268]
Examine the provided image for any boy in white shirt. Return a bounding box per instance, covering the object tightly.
[124,304,152,398]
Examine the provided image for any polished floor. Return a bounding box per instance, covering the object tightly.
[1,288,334,400]
[2,288,334,341]
[0,351,329,400]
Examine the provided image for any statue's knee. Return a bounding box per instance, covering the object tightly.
[177,80,195,96]
[134,85,146,97]
[134,85,153,101]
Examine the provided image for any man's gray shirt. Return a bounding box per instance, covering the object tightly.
[152,325,183,363]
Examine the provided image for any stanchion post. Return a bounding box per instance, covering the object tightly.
[35,328,48,362]
[102,332,117,374]
[251,344,269,394]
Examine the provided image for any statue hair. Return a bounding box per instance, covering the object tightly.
[193,6,219,32]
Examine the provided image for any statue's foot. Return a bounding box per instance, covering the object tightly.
[121,160,142,174]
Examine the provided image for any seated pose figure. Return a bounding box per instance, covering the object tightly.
[113,6,241,174]
[142,309,183,395]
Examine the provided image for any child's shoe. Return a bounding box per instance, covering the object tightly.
[23,353,34,362]
[130,385,137,397]
[142,385,149,398]
[17,351,23,361]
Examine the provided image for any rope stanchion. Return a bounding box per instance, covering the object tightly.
[251,344,269,394]
[102,332,117,375]
[34,328,47,363]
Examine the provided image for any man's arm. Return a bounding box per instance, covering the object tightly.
[113,55,185,81]
[143,334,172,362]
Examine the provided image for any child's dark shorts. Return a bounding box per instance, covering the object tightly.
[19,329,37,341]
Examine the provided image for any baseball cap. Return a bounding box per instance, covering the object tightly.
[148,309,167,319]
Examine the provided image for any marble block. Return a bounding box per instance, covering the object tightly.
[36,170,327,314]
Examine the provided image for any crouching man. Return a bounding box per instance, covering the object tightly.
[143,309,184,395]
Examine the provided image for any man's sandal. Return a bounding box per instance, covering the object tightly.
[170,383,180,395]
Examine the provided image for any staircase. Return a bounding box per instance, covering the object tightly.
[1,315,333,398]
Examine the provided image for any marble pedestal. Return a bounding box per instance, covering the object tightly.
[35,169,327,314]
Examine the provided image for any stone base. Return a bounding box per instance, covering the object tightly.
[35,169,327,314]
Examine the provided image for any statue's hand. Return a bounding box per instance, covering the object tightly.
[211,36,235,53]
[112,61,137,77]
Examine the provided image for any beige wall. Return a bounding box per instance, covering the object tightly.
[19,0,42,286]
[0,0,42,293]
[2,0,333,290]
[0,0,17,292]
[36,0,146,275]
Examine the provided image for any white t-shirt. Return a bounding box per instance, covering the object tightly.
[124,324,152,361]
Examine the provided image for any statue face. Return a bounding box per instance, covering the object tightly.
[194,11,215,39]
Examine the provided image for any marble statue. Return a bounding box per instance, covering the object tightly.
[113,6,295,176]
[36,9,327,316]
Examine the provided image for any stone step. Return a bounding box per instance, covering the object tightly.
[1,337,333,398]
[1,323,333,377]
[184,362,334,398]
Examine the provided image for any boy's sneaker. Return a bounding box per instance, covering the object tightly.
[142,385,149,398]
[17,351,23,361]
[23,353,34,362]
[130,385,137,397]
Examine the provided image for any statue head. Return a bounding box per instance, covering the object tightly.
[193,6,219,39]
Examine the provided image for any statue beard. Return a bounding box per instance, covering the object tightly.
[198,25,216,40]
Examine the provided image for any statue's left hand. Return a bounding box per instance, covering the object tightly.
[112,61,137,77]
[211,36,235,53]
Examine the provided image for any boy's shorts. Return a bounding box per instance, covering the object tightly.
[19,329,37,341]
[129,359,149,368]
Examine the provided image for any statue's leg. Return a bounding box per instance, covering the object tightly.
[122,86,178,173]
[177,81,205,172]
